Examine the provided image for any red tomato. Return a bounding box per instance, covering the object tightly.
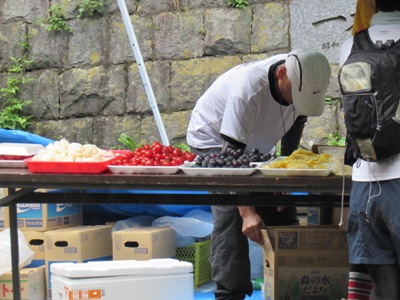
[160,160,170,166]
[151,141,162,148]
[145,160,154,166]
[173,156,184,165]
[144,150,153,159]
[172,148,182,157]
[111,158,123,165]
[112,142,194,167]
[163,145,174,154]
[155,153,164,161]
[185,152,197,162]
[152,144,163,154]
[131,157,141,165]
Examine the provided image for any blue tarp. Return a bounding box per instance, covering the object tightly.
[0,129,54,146]
[84,189,210,217]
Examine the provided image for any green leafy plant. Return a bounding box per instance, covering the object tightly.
[117,133,139,151]
[227,0,249,9]
[198,28,207,36]
[20,35,31,52]
[117,133,193,152]
[39,4,72,32]
[175,143,191,152]
[0,56,33,130]
[76,0,108,19]
[327,133,346,146]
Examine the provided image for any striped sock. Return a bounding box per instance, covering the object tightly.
[347,271,373,300]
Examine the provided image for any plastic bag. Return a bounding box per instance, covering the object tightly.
[183,208,214,224]
[112,215,156,232]
[249,239,264,280]
[152,210,214,247]
[0,229,35,276]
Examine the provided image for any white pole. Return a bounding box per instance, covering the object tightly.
[117,0,170,145]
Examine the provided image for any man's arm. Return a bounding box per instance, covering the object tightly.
[280,115,307,156]
[219,134,266,245]
[238,206,265,245]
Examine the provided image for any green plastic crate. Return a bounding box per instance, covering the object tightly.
[176,239,211,288]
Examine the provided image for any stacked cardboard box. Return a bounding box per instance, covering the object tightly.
[44,225,113,298]
[112,226,176,260]
[0,266,46,300]
[0,188,84,299]
[23,231,46,268]
[262,226,349,300]
[1,202,82,231]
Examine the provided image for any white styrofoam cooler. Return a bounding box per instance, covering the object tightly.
[51,259,194,300]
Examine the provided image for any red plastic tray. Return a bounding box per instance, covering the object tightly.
[25,157,114,174]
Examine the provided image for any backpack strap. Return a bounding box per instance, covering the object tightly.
[351,30,373,53]
[352,28,400,52]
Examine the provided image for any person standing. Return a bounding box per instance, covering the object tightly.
[340,0,400,299]
[352,0,376,35]
[187,49,331,300]
[341,1,376,299]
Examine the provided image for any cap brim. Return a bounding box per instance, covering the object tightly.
[292,88,325,117]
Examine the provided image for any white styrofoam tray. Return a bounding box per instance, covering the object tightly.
[257,157,332,177]
[0,143,44,155]
[0,160,27,168]
[179,162,258,176]
[108,165,181,175]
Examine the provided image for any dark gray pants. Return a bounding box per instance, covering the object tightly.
[190,146,252,299]
[211,204,298,300]
[212,205,253,300]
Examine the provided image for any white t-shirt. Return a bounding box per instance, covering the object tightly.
[339,11,400,182]
[187,54,299,154]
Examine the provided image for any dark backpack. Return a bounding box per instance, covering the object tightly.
[339,29,400,162]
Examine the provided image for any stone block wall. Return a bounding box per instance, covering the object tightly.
[0,0,353,149]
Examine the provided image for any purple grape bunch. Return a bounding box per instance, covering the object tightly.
[193,148,271,168]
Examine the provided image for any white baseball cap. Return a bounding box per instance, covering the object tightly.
[286,49,331,116]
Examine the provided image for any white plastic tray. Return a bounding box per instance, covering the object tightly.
[179,162,257,176]
[0,160,27,168]
[108,165,181,175]
[257,157,332,177]
[0,143,44,156]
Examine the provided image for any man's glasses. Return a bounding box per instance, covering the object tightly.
[288,54,303,92]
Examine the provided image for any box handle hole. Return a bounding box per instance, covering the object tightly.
[55,241,68,247]
[124,241,139,248]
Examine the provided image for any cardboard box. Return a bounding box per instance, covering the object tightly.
[50,259,194,300]
[262,226,349,300]
[0,266,46,300]
[307,207,350,226]
[0,189,8,229]
[112,227,175,260]
[1,203,82,231]
[45,225,113,298]
[0,206,7,229]
[23,231,45,268]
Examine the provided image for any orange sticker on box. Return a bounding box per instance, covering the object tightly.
[67,289,102,299]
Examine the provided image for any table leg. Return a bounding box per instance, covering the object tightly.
[8,189,21,300]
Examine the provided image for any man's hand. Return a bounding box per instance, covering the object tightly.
[238,206,265,245]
